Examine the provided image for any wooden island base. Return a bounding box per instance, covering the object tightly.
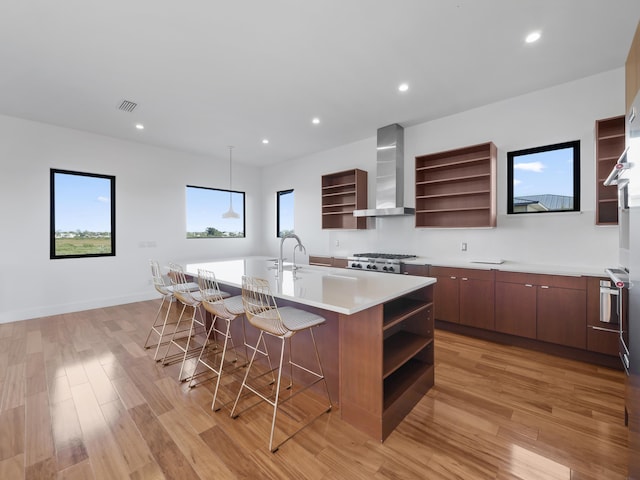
[217,282,435,442]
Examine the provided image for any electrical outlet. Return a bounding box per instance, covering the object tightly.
[335,240,340,247]
[461,242,468,252]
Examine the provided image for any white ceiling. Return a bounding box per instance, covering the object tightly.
[1,1,639,166]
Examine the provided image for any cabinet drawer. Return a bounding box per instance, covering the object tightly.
[404,264,428,277]
[429,266,494,280]
[332,257,348,268]
[495,271,586,290]
[309,255,332,267]
[587,325,619,356]
[309,255,347,268]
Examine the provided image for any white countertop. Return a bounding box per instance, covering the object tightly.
[315,254,608,277]
[403,257,608,277]
[185,257,436,315]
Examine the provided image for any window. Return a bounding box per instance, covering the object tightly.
[507,140,580,214]
[186,185,245,238]
[50,169,116,259]
[277,189,294,237]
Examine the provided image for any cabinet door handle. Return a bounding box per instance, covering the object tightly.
[540,285,550,289]
[461,277,468,281]
[524,284,533,287]
[450,276,457,280]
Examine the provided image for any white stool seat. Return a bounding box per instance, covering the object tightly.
[250,306,325,337]
[278,306,326,331]
[221,295,245,316]
[202,294,243,320]
[167,282,199,294]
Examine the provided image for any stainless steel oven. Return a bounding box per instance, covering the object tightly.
[599,279,620,325]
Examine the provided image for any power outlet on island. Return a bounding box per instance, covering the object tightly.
[461,242,468,252]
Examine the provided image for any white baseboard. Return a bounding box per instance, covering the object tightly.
[0,292,158,324]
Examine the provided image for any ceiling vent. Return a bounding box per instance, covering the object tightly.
[117,99,138,113]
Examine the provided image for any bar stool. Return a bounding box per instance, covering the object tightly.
[143,260,199,360]
[230,276,332,452]
[162,263,229,382]
[189,268,247,411]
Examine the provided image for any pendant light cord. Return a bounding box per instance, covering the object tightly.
[228,146,233,207]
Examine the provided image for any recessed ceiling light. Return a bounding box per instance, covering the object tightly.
[312,117,320,125]
[398,83,409,92]
[262,139,269,144]
[135,123,144,130]
[525,31,541,43]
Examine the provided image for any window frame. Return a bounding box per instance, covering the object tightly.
[185,185,246,238]
[50,168,116,259]
[507,140,581,215]
[276,189,294,238]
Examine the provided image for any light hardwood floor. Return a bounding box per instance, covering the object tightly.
[0,299,629,479]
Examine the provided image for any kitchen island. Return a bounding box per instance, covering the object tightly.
[185,257,437,441]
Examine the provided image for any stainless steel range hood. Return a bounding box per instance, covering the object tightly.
[353,123,415,217]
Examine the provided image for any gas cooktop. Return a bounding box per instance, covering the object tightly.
[347,253,417,273]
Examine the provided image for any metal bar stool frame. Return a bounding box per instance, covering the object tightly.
[230,276,332,452]
[188,268,248,411]
[161,262,219,382]
[143,260,199,361]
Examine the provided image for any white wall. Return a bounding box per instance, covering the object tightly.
[0,68,625,323]
[0,115,263,323]
[260,69,625,269]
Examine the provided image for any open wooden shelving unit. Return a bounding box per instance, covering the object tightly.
[415,142,497,228]
[321,169,367,229]
[339,286,434,441]
[595,115,625,225]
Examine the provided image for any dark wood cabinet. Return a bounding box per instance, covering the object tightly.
[429,266,494,330]
[414,265,612,360]
[459,275,495,330]
[626,20,640,112]
[495,271,587,349]
[495,279,537,339]
[595,115,625,225]
[537,285,586,349]
[415,142,497,228]
[321,169,367,230]
[309,255,347,268]
[340,285,434,441]
[429,268,459,324]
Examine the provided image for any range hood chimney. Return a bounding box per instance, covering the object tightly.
[353,123,415,217]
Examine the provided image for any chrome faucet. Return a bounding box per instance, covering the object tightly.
[293,242,306,274]
[278,233,305,275]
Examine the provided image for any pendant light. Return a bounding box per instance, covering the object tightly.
[222,146,239,219]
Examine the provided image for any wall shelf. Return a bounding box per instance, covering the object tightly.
[595,115,625,225]
[415,142,497,228]
[321,169,367,229]
[417,173,491,186]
